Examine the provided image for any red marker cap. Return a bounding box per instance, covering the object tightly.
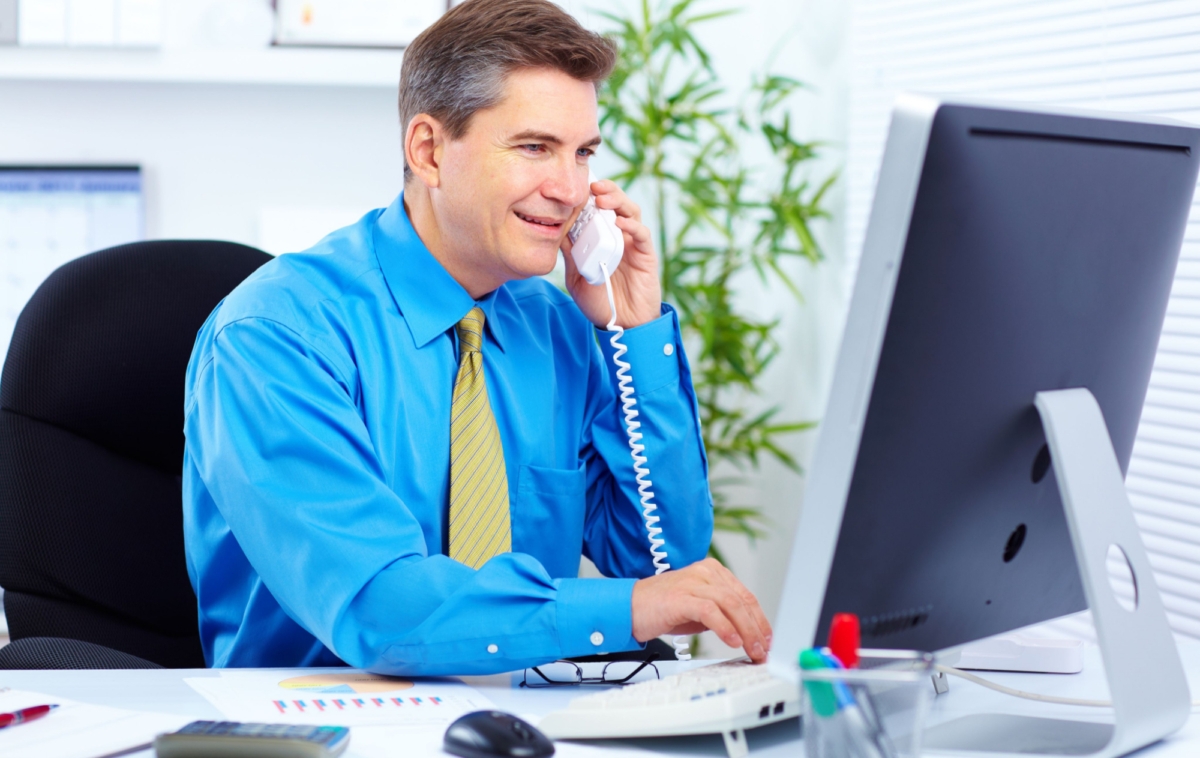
[829,613,860,668]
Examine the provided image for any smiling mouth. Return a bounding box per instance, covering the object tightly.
[515,211,565,230]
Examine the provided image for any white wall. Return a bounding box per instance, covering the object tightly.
[0,79,404,247]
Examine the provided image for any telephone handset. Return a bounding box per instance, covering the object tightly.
[567,173,624,286]
[569,173,691,661]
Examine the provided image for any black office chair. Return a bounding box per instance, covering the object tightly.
[0,240,271,669]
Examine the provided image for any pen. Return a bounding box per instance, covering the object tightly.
[0,704,59,729]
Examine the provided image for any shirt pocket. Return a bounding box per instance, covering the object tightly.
[512,462,587,579]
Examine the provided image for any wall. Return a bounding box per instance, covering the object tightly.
[0,79,404,247]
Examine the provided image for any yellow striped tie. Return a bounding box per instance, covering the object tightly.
[448,307,511,569]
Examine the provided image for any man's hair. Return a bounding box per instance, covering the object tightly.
[398,0,618,181]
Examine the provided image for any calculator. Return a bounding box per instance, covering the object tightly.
[154,720,350,758]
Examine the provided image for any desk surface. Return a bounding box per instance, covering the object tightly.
[5,642,1200,758]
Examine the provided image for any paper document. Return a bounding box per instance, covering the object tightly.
[185,669,495,727]
[0,687,188,758]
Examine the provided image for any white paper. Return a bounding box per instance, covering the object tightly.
[185,670,496,727]
[0,688,188,758]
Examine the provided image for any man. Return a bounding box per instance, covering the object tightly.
[183,0,771,675]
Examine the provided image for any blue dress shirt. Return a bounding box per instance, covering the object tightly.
[182,194,713,675]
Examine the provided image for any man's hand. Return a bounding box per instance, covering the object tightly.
[631,558,773,663]
[561,179,662,329]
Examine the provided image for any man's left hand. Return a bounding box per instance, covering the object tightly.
[562,179,662,329]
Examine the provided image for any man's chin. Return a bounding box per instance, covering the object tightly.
[502,249,563,280]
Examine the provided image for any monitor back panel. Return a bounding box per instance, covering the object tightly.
[816,103,1200,651]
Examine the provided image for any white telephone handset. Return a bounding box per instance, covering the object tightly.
[569,173,690,661]
[567,173,624,285]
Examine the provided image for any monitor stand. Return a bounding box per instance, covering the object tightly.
[923,388,1191,758]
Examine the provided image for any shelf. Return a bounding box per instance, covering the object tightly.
[0,46,404,87]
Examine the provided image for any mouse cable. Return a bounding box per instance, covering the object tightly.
[936,664,1200,708]
[600,261,691,662]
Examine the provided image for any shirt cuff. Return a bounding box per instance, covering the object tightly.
[596,304,683,396]
[555,577,641,658]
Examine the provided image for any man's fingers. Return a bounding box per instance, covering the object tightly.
[710,585,768,661]
[716,564,773,650]
[699,560,769,660]
[694,599,742,650]
[591,180,642,221]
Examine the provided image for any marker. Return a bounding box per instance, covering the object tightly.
[800,649,895,758]
[829,613,861,668]
[799,648,839,717]
[0,704,59,729]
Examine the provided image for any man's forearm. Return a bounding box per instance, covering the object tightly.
[334,554,640,675]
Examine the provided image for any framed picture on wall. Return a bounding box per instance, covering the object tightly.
[273,0,447,48]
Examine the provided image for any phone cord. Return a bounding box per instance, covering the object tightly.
[600,262,692,662]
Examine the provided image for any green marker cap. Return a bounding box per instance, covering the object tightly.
[799,648,838,718]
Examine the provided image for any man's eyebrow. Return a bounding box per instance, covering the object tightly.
[510,130,603,148]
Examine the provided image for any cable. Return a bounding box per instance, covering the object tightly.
[600,261,691,662]
[936,665,1200,708]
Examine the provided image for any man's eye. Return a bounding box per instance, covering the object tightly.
[577,148,595,159]
[522,144,545,154]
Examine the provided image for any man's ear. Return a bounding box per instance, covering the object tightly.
[405,113,444,189]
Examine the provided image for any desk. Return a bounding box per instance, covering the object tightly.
[5,641,1200,758]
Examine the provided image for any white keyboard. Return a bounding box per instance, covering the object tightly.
[537,659,799,758]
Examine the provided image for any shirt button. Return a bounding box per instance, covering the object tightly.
[590,631,604,646]
[663,344,675,356]
[487,644,498,654]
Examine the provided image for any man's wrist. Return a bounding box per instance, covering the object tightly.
[554,577,641,657]
[597,304,683,396]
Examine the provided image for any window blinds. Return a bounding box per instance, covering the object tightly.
[848,0,1200,638]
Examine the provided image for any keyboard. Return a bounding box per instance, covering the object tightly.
[537,658,799,758]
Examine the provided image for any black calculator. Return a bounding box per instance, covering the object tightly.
[154,720,351,758]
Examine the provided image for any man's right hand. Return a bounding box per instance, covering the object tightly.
[631,557,773,663]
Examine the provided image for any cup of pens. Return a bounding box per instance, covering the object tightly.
[799,647,935,758]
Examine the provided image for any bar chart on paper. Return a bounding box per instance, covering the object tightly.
[185,670,494,726]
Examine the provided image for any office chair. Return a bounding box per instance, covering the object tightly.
[0,240,271,669]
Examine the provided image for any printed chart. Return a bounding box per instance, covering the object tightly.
[271,693,445,717]
[185,669,493,727]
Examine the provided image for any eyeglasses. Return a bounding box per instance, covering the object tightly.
[520,654,661,688]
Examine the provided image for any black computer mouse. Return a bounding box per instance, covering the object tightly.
[444,710,555,758]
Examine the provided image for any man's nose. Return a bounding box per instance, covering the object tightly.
[542,161,589,209]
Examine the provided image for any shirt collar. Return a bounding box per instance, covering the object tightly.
[373,193,508,352]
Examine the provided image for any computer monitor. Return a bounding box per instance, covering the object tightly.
[0,165,143,376]
[772,96,1200,668]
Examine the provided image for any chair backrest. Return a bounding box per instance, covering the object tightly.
[0,240,271,667]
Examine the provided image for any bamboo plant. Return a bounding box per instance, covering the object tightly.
[596,0,836,562]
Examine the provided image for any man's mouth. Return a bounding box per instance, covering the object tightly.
[515,211,565,231]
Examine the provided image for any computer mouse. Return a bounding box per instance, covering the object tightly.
[444,710,555,758]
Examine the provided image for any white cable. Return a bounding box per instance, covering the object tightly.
[600,262,691,662]
[936,665,1200,708]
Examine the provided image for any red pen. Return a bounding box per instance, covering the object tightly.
[0,704,59,729]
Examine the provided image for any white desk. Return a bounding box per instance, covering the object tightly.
[5,641,1200,758]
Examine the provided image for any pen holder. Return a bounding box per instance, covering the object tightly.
[800,649,935,758]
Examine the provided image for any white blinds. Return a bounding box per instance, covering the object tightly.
[848,0,1200,638]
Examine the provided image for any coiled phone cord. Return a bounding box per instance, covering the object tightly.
[599,261,692,662]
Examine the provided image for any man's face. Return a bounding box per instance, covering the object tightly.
[434,67,599,284]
